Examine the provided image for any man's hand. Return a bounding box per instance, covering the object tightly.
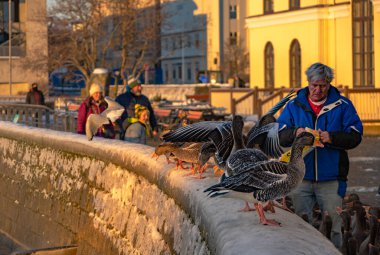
[152,130,158,137]
[296,127,306,136]
[318,129,332,144]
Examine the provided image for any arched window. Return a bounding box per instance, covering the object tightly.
[289,39,301,88]
[289,0,300,10]
[264,0,273,14]
[352,0,374,87]
[264,42,274,89]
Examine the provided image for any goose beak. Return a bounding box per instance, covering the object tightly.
[305,128,324,147]
[313,136,324,148]
[151,152,159,160]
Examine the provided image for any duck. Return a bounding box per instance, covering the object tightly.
[204,132,320,226]
[86,96,125,140]
[245,90,296,158]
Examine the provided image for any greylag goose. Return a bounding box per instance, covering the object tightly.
[358,215,379,255]
[204,132,320,226]
[152,142,205,176]
[86,97,124,140]
[245,90,296,158]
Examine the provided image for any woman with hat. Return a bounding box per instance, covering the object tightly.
[77,83,110,137]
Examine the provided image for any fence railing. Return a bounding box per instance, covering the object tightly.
[210,86,380,123]
[0,103,77,132]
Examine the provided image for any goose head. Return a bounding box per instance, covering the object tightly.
[294,132,316,147]
[199,142,216,165]
[152,142,179,159]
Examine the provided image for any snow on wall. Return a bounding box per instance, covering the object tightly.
[0,121,341,255]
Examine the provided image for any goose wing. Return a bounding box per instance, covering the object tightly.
[221,160,288,190]
[101,97,125,122]
[163,121,234,164]
[163,121,229,142]
[227,148,268,175]
[86,114,109,140]
[263,123,283,158]
[266,90,296,116]
[246,122,283,158]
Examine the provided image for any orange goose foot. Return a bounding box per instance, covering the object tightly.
[255,203,281,227]
[238,201,256,212]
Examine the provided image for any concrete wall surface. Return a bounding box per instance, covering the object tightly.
[0,121,340,255]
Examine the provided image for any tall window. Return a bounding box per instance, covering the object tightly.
[264,0,273,14]
[264,42,274,89]
[289,39,301,88]
[289,0,300,10]
[352,0,374,87]
[230,5,237,19]
[230,32,237,45]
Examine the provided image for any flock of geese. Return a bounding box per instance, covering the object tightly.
[152,91,325,227]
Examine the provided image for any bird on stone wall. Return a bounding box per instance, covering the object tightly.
[86,97,124,140]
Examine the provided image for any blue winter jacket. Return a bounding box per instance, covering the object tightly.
[277,86,363,196]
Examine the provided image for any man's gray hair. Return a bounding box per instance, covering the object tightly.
[305,62,334,83]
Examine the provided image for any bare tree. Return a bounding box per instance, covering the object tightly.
[221,39,250,86]
[48,0,163,95]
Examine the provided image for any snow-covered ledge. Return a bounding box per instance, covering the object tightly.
[0,121,340,255]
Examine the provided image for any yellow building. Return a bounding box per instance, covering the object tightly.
[246,0,379,89]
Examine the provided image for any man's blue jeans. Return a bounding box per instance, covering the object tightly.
[290,180,343,249]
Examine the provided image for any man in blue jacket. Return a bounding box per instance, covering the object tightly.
[277,63,363,249]
[116,77,158,140]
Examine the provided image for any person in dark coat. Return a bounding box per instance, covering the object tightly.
[77,83,110,137]
[116,77,158,139]
[26,83,45,105]
[277,62,363,249]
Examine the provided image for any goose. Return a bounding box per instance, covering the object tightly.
[352,203,369,252]
[245,90,296,158]
[319,211,332,240]
[359,215,379,255]
[152,142,205,176]
[86,97,125,140]
[204,132,321,226]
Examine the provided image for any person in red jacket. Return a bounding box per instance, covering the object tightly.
[77,83,108,136]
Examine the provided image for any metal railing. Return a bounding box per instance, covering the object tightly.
[0,103,77,132]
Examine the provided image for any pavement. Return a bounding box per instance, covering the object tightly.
[347,136,380,207]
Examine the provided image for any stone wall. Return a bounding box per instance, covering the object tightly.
[0,121,341,255]
[0,123,207,254]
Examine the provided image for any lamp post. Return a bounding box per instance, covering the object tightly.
[8,0,12,96]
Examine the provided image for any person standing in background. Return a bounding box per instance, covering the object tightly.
[116,77,158,140]
[26,83,45,105]
[77,83,112,137]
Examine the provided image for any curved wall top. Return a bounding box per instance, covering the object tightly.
[0,121,340,255]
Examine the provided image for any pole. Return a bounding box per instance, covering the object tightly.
[8,0,12,96]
